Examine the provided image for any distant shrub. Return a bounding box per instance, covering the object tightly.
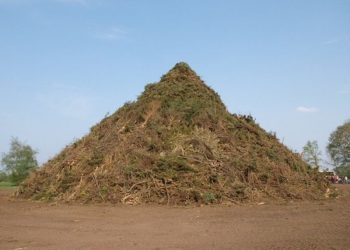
[1,138,38,185]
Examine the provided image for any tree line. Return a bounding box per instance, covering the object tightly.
[302,120,350,177]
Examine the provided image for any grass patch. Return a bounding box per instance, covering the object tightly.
[0,181,17,189]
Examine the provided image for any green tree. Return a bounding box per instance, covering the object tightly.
[302,140,322,169]
[0,171,8,182]
[327,121,350,177]
[1,138,38,185]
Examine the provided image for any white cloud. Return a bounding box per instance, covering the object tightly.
[323,35,349,45]
[296,106,319,113]
[94,27,126,41]
[323,38,341,45]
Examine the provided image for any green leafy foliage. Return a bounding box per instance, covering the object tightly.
[328,121,350,176]
[0,171,8,182]
[1,138,38,185]
[202,192,217,204]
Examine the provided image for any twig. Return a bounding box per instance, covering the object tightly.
[150,176,160,188]
[93,174,105,202]
[121,194,133,204]
[127,181,148,193]
[164,181,170,206]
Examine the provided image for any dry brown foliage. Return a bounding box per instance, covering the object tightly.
[17,63,330,205]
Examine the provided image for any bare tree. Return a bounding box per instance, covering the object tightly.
[302,140,322,169]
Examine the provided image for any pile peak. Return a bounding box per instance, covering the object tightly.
[171,61,193,71]
[160,62,203,84]
[17,63,330,205]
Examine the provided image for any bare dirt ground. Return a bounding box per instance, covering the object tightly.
[1,185,350,250]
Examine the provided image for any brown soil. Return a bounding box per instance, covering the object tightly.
[1,185,349,250]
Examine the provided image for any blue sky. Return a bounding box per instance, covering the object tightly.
[0,0,349,167]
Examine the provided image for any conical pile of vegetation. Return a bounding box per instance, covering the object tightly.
[17,63,329,205]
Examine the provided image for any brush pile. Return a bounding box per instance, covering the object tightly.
[17,63,329,205]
